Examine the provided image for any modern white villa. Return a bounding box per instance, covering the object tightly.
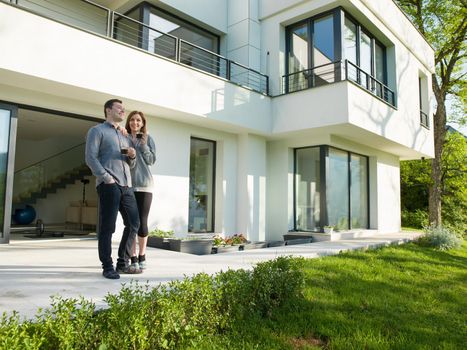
[0,0,434,244]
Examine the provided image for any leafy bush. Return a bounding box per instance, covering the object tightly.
[148,228,175,238]
[0,257,305,350]
[401,209,429,229]
[417,225,463,250]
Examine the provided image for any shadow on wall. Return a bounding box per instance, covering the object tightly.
[353,49,431,153]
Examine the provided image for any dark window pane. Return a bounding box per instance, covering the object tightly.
[189,138,215,232]
[313,15,334,66]
[295,147,321,231]
[0,109,12,237]
[288,23,309,73]
[326,148,349,230]
[344,18,357,64]
[350,154,368,228]
[375,42,385,82]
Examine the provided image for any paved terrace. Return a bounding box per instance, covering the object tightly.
[0,232,422,319]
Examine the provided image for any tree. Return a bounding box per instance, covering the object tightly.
[401,131,467,233]
[396,0,467,225]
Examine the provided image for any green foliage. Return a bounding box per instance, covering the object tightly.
[440,132,467,235]
[0,257,305,350]
[401,131,467,233]
[401,208,429,228]
[250,257,305,317]
[396,0,466,99]
[148,228,175,238]
[417,224,463,250]
[200,242,467,349]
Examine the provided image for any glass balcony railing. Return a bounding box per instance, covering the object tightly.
[282,60,397,108]
[3,0,269,95]
[13,143,87,204]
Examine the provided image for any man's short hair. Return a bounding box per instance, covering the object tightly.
[104,99,122,117]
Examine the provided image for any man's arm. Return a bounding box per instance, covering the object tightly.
[85,127,114,183]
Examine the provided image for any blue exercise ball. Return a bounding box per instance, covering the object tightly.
[13,205,36,225]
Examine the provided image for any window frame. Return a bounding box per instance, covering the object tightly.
[293,145,370,232]
[123,1,220,54]
[286,7,387,85]
[188,136,216,233]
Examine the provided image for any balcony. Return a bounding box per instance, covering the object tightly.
[3,0,268,95]
[282,60,396,108]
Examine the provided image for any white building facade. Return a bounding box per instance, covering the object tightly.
[0,0,434,243]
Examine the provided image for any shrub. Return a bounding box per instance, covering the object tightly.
[250,256,305,316]
[417,225,463,250]
[0,257,305,350]
[401,209,429,229]
[148,228,175,238]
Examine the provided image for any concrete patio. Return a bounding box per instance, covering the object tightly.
[0,231,422,319]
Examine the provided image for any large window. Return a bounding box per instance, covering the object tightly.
[286,8,388,92]
[119,4,219,69]
[285,11,340,91]
[294,146,369,231]
[188,138,216,233]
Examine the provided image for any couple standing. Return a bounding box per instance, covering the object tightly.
[85,99,156,279]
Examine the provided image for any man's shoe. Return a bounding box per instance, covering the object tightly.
[117,265,142,274]
[102,269,120,279]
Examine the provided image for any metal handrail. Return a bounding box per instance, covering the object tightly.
[282,60,396,108]
[346,60,396,107]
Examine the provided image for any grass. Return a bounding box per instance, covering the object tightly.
[195,242,467,349]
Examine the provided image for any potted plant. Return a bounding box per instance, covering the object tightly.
[169,235,213,255]
[212,234,247,253]
[323,225,334,234]
[147,228,175,250]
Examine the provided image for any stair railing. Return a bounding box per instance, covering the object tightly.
[13,143,88,204]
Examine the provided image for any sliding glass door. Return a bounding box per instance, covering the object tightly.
[294,145,369,231]
[0,104,18,243]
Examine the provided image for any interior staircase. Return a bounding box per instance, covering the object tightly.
[13,164,92,205]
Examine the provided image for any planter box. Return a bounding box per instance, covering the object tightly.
[267,240,286,247]
[169,239,213,255]
[240,241,268,250]
[283,233,314,241]
[212,245,240,254]
[147,236,170,250]
[285,238,312,245]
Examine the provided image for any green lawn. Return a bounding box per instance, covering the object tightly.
[196,242,467,349]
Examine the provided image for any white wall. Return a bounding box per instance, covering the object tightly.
[236,133,267,241]
[226,0,261,71]
[0,3,271,136]
[266,134,403,237]
[113,115,240,239]
[158,0,228,33]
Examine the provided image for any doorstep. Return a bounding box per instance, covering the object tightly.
[290,230,378,242]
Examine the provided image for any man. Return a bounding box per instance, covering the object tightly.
[85,98,141,279]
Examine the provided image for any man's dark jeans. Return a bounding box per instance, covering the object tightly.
[97,183,140,271]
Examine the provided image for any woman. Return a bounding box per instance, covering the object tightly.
[125,111,156,270]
